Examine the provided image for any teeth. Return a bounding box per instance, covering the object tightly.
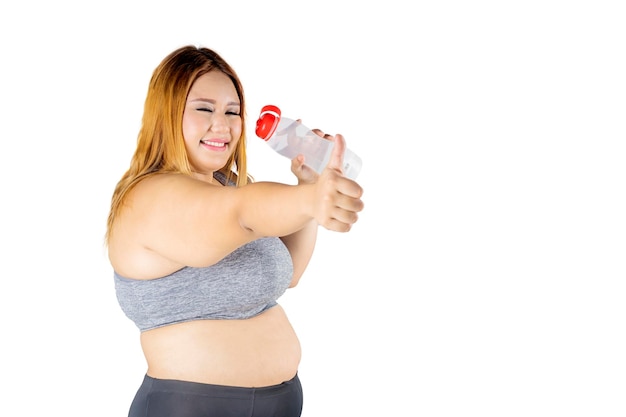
[202,140,225,147]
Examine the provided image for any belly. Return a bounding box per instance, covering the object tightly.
[139,304,301,387]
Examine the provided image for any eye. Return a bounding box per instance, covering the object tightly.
[197,107,213,113]
[226,111,241,116]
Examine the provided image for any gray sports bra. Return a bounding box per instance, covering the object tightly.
[114,237,293,331]
[113,171,294,332]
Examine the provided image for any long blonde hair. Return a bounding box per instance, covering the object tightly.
[105,45,249,245]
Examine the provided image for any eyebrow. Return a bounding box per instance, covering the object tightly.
[189,98,240,106]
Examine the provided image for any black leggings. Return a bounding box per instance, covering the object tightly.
[128,373,303,417]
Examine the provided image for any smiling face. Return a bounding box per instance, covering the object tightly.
[182,70,243,181]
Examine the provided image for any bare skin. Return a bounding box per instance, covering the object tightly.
[138,305,301,387]
[108,71,363,387]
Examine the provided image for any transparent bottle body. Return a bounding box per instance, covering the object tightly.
[265,117,362,179]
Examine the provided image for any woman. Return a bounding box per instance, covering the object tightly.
[105,45,364,417]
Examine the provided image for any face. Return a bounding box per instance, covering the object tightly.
[182,70,242,179]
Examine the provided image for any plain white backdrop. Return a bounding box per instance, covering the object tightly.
[1,1,625,416]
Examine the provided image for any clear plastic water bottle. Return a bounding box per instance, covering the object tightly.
[255,105,362,180]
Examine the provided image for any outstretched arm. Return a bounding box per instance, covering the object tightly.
[109,131,363,279]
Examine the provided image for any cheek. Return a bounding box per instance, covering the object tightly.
[181,113,193,141]
[230,119,243,139]
[182,113,203,142]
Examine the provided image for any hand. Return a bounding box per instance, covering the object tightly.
[291,154,319,185]
[289,124,328,185]
[312,132,364,232]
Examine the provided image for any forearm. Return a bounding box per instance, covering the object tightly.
[280,219,318,286]
[232,160,362,241]
[235,181,316,238]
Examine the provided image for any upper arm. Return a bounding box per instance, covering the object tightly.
[116,174,257,269]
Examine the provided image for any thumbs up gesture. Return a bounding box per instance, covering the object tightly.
[308,130,364,232]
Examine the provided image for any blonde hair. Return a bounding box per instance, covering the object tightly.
[105,45,249,245]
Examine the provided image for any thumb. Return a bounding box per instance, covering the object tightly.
[326,133,346,173]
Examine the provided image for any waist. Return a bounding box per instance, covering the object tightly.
[139,305,301,387]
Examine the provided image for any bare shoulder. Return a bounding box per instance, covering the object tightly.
[131,172,206,199]
[108,173,250,279]
[107,174,186,279]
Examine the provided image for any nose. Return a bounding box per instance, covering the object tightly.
[210,112,230,133]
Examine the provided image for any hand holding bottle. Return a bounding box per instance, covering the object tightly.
[290,125,332,184]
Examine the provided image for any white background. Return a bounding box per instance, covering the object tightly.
[1,1,624,416]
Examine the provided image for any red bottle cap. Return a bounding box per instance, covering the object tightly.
[255,105,282,140]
